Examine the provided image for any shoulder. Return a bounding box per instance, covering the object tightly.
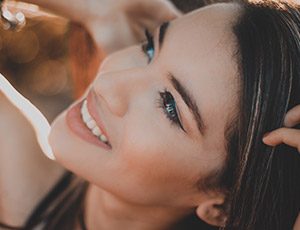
[0,93,65,226]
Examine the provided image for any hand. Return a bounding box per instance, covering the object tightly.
[20,0,181,53]
[262,105,300,230]
[262,105,300,152]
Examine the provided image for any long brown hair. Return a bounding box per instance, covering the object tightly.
[221,1,300,229]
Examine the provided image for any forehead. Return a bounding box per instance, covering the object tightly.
[158,3,240,139]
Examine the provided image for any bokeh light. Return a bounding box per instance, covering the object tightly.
[0,1,73,121]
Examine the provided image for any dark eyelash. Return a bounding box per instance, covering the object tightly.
[145,29,154,48]
[157,89,184,130]
[141,29,154,62]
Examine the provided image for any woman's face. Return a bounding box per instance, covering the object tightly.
[50,3,239,209]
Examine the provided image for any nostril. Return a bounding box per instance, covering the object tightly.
[92,68,149,117]
[92,80,128,118]
[92,73,128,117]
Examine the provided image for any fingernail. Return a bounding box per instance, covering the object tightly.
[262,132,272,145]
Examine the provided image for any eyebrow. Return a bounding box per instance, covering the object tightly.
[157,22,206,135]
[169,74,206,135]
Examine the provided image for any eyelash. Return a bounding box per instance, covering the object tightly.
[141,29,155,62]
[141,30,183,130]
[157,89,184,130]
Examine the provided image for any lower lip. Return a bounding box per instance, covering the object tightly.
[66,101,111,150]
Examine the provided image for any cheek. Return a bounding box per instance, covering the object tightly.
[111,115,206,204]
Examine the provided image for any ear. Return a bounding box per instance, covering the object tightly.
[195,196,227,227]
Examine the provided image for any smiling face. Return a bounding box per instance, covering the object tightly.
[50,3,240,214]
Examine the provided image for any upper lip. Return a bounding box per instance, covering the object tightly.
[86,89,111,145]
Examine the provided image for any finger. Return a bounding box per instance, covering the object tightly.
[284,105,300,127]
[262,127,300,152]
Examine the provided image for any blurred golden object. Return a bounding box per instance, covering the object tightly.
[0,6,70,93]
[30,60,69,96]
[0,2,72,123]
[6,30,39,63]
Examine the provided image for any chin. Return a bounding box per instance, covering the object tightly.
[49,110,81,169]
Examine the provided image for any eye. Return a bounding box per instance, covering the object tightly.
[141,29,155,62]
[158,90,184,130]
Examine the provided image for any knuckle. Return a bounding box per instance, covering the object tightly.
[274,128,284,136]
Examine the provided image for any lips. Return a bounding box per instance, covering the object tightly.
[65,91,111,150]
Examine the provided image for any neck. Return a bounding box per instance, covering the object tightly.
[84,184,190,230]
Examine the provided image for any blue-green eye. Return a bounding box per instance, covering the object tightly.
[158,90,184,130]
[142,29,154,62]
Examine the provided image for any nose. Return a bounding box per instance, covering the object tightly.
[92,68,152,117]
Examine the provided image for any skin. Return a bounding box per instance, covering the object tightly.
[49,3,240,230]
[0,93,64,226]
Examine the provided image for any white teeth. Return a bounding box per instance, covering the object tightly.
[87,120,97,129]
[99,134,108,142]
[81,101,92,123]
[82,112,91,123]
[92,126,101,136]
[82,99,87,111]
[80,99,109,145]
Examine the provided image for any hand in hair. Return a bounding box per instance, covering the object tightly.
[263,106,300,230]
[263,105,300,153]
[20,0,180,53]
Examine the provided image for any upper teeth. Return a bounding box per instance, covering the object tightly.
[81,100,108,143]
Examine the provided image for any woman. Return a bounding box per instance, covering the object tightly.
[0,0,300,229]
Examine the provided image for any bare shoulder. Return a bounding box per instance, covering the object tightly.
[0,93,64,226]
